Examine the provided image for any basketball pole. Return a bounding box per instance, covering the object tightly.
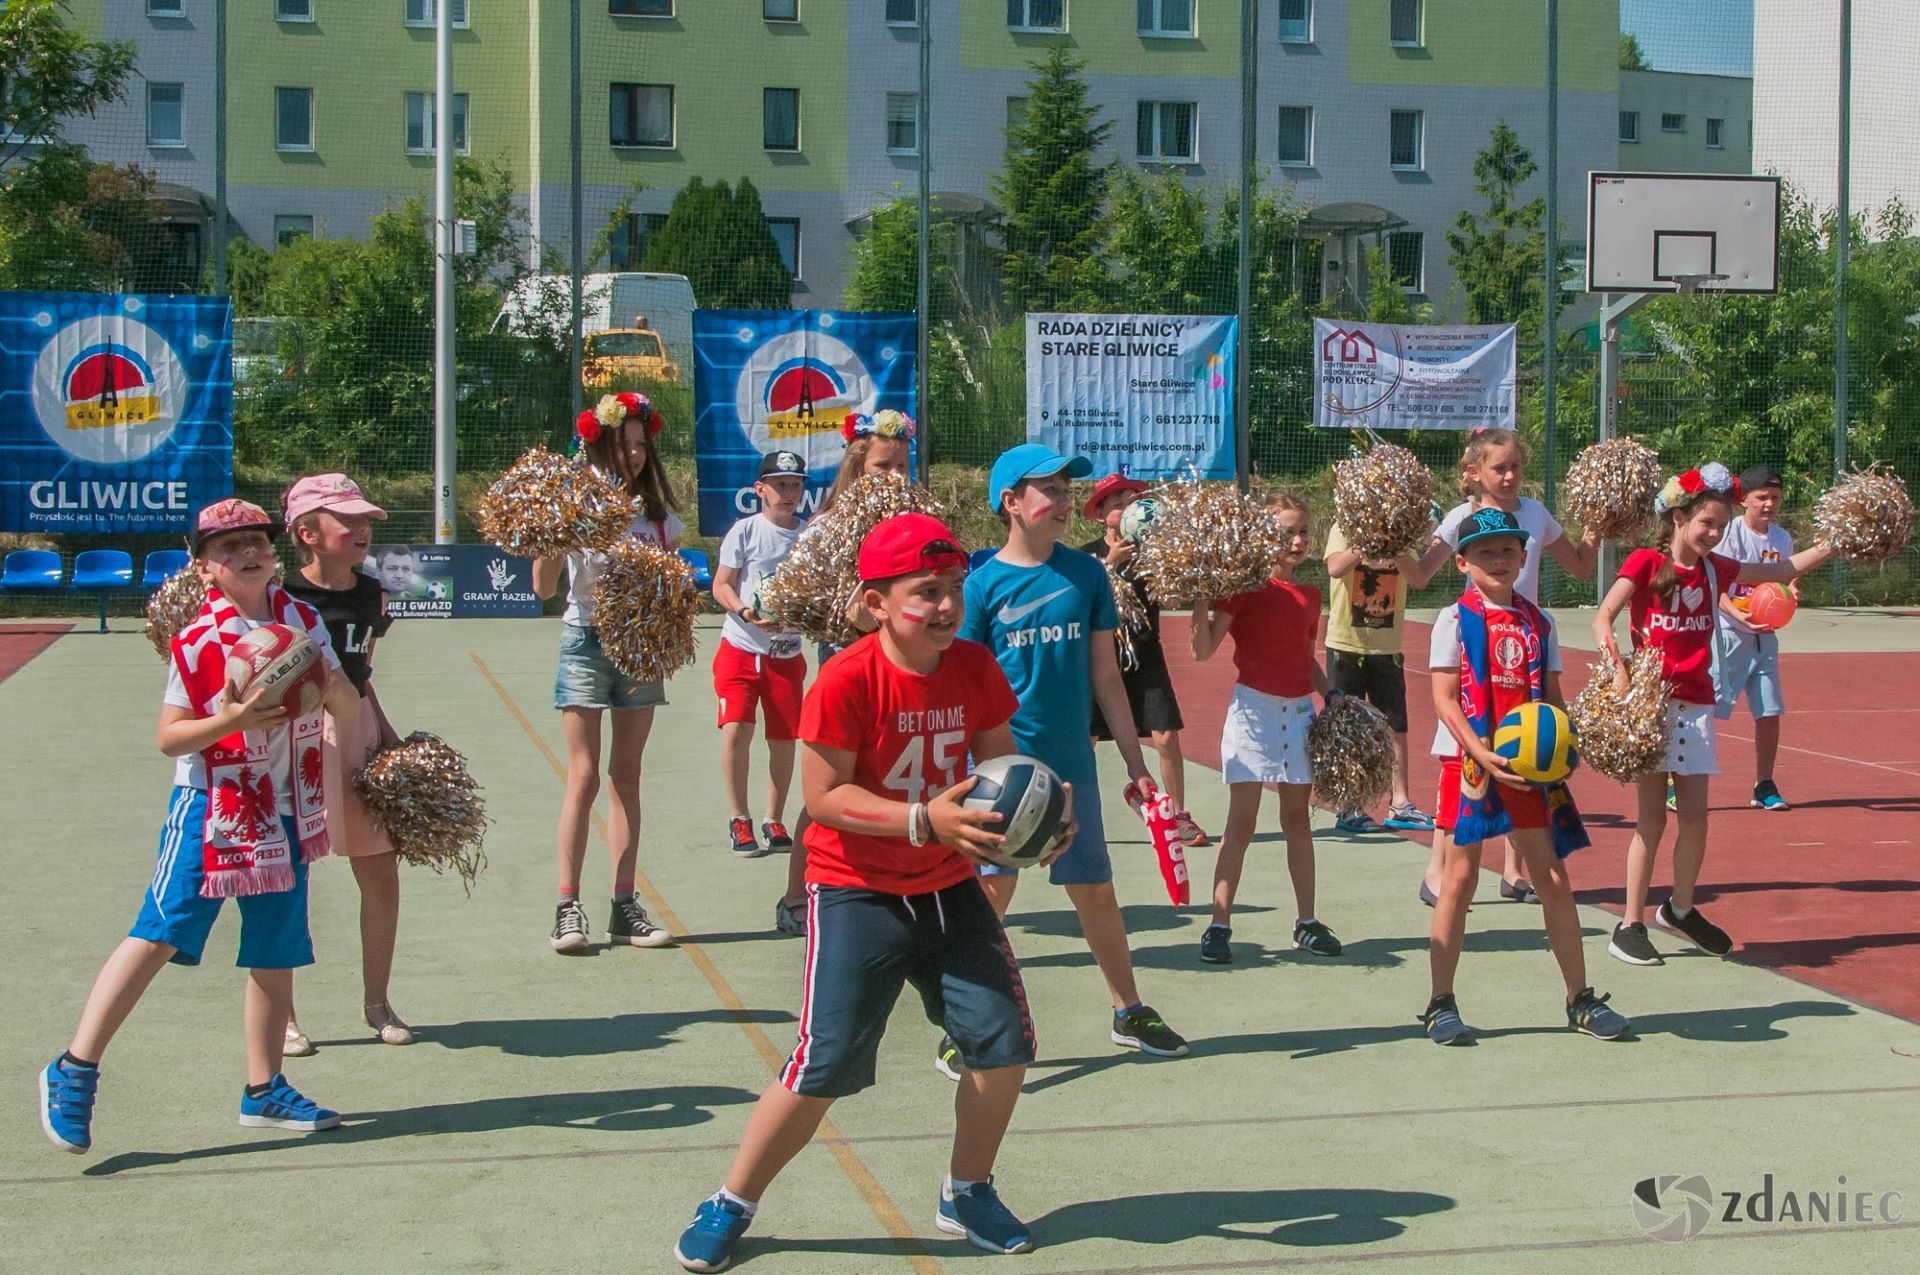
[1595,289,1649,601]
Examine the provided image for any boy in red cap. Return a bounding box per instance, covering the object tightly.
[673,512,1068,1271]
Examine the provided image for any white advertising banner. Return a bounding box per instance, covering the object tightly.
[1312,320,1517,432]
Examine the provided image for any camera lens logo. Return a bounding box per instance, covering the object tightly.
[1632,1174,1714,1243]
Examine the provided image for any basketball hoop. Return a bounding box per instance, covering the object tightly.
[1667,273,1730,296]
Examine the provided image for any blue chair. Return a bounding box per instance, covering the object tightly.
[70,549,136,633]
[141,548,191,591]
[1,549,64,593]
[678,548,714,591]
[968,547,999,572]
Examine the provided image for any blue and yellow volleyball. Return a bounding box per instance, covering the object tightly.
[1493,702,1578,784]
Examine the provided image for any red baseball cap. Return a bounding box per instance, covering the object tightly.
[191,498,280,552]
[1082,473,1150,521]
[856,513,968,583]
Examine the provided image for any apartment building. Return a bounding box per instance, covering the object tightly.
[1617,68,1753,176]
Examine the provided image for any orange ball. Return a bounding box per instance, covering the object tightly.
[1746,582,1798,630]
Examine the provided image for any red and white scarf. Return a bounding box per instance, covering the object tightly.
[170,585,332,897]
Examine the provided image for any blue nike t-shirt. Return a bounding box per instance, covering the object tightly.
[960,544,1118,776]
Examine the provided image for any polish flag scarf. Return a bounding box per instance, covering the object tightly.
[1453,587,1589,858]
[171,585,332,896]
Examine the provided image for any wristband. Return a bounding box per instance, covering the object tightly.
[907,801,926,847]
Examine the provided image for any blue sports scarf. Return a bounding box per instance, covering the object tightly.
[1452,587,1590,858]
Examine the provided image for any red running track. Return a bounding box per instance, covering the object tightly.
[0,623,70,685]
[1160,615,1920,1025]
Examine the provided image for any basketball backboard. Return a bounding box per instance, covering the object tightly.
[1586,173,1782,295]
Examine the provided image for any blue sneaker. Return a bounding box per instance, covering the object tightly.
[675,1195,752,1272]
[1752,780,1791,811]
[1420,996,1474,1046]
[937,1178,1034,1254]
[1568,988,1633,1040]
[237,1073,341,1131]
[40,1056,98,1153]
[1383,803,1435,832]
[1334,809,1382,834]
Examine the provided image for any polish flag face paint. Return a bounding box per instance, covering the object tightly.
[900,604,933,625]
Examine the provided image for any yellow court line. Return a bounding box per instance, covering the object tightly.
[469,650,943,1275]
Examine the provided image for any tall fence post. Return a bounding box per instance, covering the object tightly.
[1542,0,1559,510]
[1834,0,1852,596]
[432,0,456,543]
[569,0,584,424]
[915,3,932,485]
[1235,0,1256,490]
[212,0,228,296]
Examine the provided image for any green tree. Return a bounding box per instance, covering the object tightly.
[641,177,792,309]
[844,196,953,314]
[1619,33,1650,71]
[1445,123,1547,342]
[992,46,1115,313]
[0,0,135,174]
[0,145,169,290]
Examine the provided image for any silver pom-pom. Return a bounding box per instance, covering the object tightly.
[1814,465,1914,565]
[1567,648,1672,784]
[1307,695,1397,813]
[1561,438,1663,540]
[759,475,948,646]
[144,567,207,660]
[1106,560,1149,672]
[591,539,701,682]
[1332,443,1435,559]
[353,732,489,892]
[1134,482,1285,607]
[477,446,635,560]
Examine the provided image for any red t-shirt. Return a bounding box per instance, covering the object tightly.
[1215,579,1323,699]
[799,635,1021,895]
[1619,548,1740,705]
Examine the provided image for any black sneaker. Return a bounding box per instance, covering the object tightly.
[1607,921,1663,966]
[762,820,794,851]
[1656,900,1734,956]
[934,1035,962,1082]
[1751,780,1790,811]
[550,900,590,953]
[728,816,764,858]
[1419,994,1473,1046]
[608,897,673,948]
[1198,924,1233,965]
[1111,1005,1189,1057]
[1293,919,1343,957]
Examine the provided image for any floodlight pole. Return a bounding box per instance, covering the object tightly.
[433,0,457,544]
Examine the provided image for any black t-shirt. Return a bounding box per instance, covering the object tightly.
[1081,535,1164,662]
[282,569,392,694]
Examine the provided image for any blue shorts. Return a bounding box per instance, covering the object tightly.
[129,787,315,969]
[1715,625,1784,720]
[778,881,1034,1098]
[554,623,668,711]
[977,751,1112,887]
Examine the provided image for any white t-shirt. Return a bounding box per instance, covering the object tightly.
[1719,516,1794,631]
[163,614,343,808]
[719,513,805,659]
[1435,497,1564,604]
[1425,602,1563,757]
[563,510,686,627]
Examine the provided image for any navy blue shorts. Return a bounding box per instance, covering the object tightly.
[778,880,1035,1098]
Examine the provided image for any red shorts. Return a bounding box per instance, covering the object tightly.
[1433,756,1550,834]
[713,639,806,740]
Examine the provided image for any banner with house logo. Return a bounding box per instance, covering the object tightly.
[692,309,917,535]
[1312,319,1516,432]
[1025,313,1236,480]
[0,292,233,533]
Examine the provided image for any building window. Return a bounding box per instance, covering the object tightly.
[404,0,469,26]
[885,0,917,24]
[146,82,184,147]
[610,211,668,269]
[147,0,185,16]
[1619,110,1639,142]
[1661,113,1685,133]
[1137,0,1192,37]
[1136,100,1195,162]
[767,217,800,278]
[763,88,799,151]
[1389,109,1422,170]
[610,83,674,147]
[1277,105,1312,166]
[1007,0,1065,33]
[1389,0,1421,46]
[274,214,314,247]
[610,0,673,14]
[1386,231,1424,292]
[276,0,314,19]
[1277,0,1311,43]
[1706,117,1724,149]
[765,0,797,18]
[1006,95,1029,135]
[885,92,918,155]
[405,92,469,154]
[276,87,313,151]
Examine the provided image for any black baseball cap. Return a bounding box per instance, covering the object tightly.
[758,450,807,480]
[1455,506,1531,550]
[1739,464,1783,494]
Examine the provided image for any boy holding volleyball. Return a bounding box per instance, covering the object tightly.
[1716,465,1795,810]
[673,513,1064,1270]
[1420,507,1632,1046]
[40,500,362,1154]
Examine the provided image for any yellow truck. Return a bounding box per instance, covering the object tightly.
[583,317,681,391]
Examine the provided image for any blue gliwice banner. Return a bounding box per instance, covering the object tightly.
[692,309,916,536]
[0,292,233,533]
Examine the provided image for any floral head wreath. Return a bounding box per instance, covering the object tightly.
[574,392,664,452]
[1655,461,1738,516]
[842,409,916,444]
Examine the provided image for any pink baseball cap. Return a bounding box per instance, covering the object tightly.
[192,498,280,551]
[282,473,387,524]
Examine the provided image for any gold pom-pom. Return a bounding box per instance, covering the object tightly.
[1814,465,1914,565]
[759,474,947,646]
[1561,439,1664,541]
[1106,560,1150,672]
[144,567,206,660]
[476,446,635,560]
[1567,648,1672,784]
[1134,482,1285,607]
[1332,443,1434,559]
[353,732,489,892]
[1307,695,1397,813]
[591,539,701,682]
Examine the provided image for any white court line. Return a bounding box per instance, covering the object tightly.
[1787,841,1827,846]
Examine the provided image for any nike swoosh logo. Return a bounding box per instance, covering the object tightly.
[997,587,1073,626]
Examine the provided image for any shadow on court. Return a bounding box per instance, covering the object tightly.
[409,1008,795,1057]
[1032,1186,1455,1248]
[1013,924,1607,974]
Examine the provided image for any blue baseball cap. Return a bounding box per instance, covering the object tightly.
[1454,505,1531,550]
[987,443,1093,512]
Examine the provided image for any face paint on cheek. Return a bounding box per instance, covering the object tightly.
[899,604,934,625]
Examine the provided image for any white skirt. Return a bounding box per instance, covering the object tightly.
[1663,702,1719,777]
[1220,684,1316,787]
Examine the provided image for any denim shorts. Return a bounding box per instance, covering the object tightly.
[554,623,668,711]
